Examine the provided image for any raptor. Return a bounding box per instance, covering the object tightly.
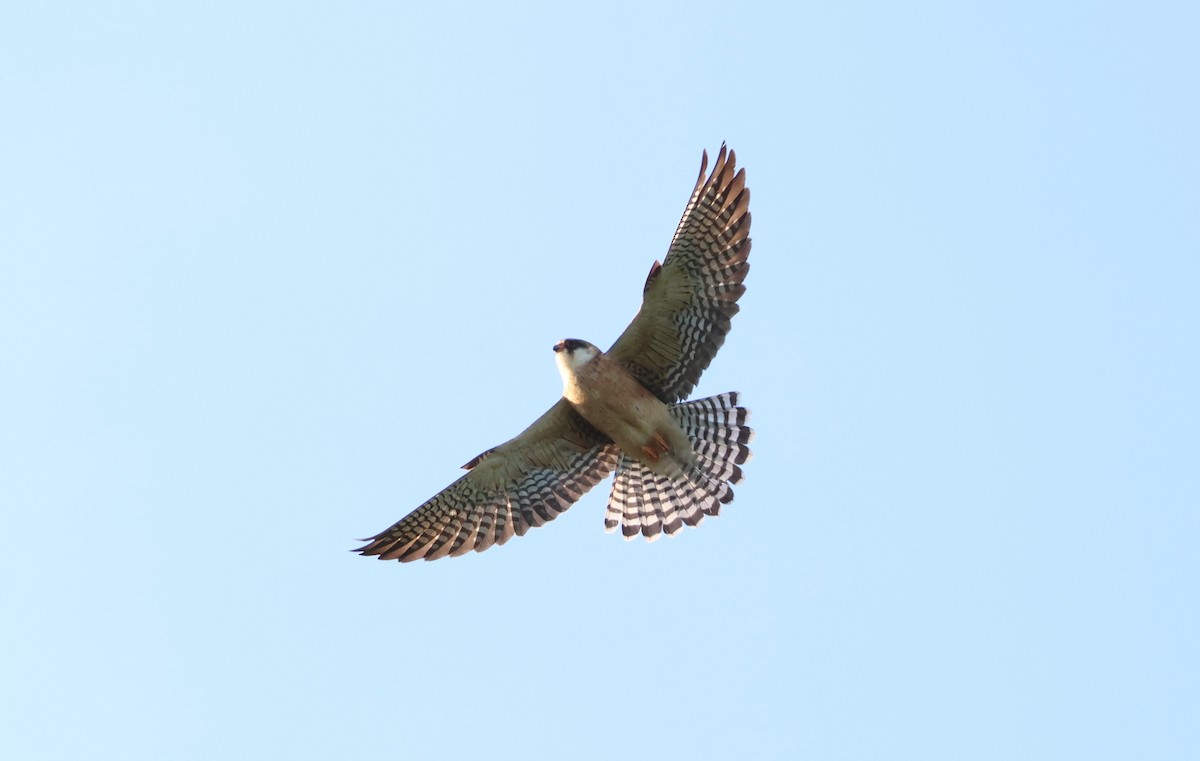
[357,145,753,562]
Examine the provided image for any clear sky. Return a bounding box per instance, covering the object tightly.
[2,2,1196,759]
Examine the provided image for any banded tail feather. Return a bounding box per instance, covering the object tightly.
[604,392,753,541]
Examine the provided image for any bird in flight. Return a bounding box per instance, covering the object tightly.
[357,145,753,562]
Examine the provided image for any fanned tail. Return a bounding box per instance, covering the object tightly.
[604,392,753,541]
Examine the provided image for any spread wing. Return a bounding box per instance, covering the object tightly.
[607,145,751,402]
[356,400,619,562]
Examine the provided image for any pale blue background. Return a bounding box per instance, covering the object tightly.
[2,2,1196,759]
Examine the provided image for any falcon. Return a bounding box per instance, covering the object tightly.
[357,145,753,562]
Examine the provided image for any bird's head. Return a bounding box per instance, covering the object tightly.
[553,338,600,376]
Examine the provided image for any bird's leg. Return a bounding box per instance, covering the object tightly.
[640,431,671,462]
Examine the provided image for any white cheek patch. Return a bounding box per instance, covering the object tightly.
[555,344,597,381]
[567,347,596,370]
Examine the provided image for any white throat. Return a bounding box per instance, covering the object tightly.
[556,345,597,385]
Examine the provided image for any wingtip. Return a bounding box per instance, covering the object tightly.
[352,540,376,555]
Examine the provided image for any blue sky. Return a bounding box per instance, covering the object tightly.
[2,2,1197,759]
